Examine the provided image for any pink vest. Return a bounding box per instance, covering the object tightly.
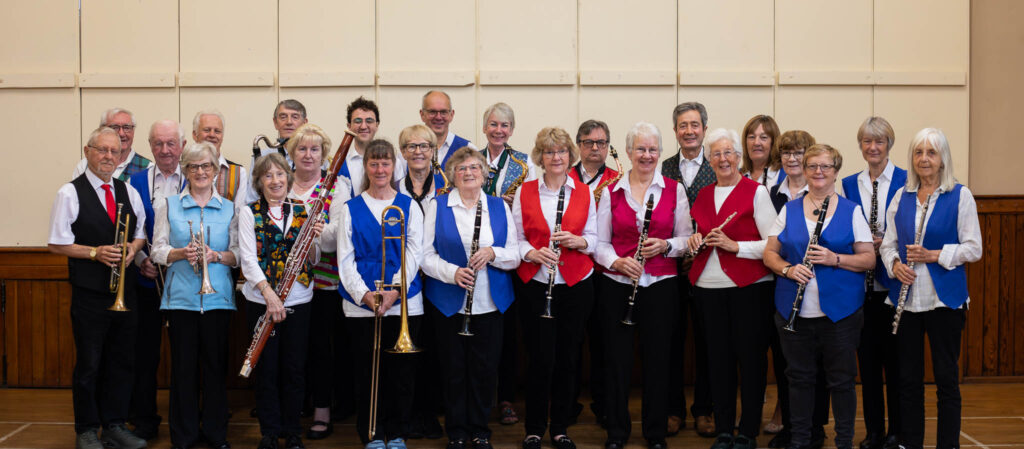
[608,177,678,277]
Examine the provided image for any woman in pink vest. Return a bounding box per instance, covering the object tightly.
[686,128,778,449]
[594,122,693,449]
[512,127,598,449]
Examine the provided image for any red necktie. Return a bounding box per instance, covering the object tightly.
[101,184,116,223]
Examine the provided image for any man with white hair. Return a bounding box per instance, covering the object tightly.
[127,119,187,441]
[192,110,252,208]
[73,108,152,181]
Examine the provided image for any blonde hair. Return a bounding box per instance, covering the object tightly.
[285,123,332,166]
[803,144,844,174]
[530,127,579,169]
[399,124,437,149]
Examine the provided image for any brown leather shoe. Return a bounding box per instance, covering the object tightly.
[694,415,716,438]
[666,415,683,436]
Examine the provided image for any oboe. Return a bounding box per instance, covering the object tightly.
[457,199,484,337]
[783,194,832,333]
[892,193,932,335]
[621,194,655,326]
[541,186,566,319]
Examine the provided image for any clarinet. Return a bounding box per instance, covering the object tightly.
[541,186,567,319]
[865,180,880,295]
[783,194,832,333]
[892,193,932,335]
[621,194,655,326]
[457,199,484,337]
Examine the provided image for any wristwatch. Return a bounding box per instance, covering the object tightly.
[89,247,98,260]
[781,264,793,278]
[664,241,673,255]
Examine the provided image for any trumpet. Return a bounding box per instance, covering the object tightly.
[108,203,130,312]
[368,205,420,442]
[189,209,217,313]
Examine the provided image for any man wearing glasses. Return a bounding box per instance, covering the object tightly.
[570,119,618,188]
[419,90,476,170]
[72,108,152,181]
[337,96,406,196]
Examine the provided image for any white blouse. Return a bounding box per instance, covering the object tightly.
[512,177,598,285]
[694,183,777,289]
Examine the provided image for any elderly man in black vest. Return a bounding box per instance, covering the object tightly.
[49,126,149,449]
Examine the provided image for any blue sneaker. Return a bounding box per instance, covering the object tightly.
[366,440,386,449]
[387,438,408,449]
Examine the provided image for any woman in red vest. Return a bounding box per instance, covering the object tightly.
[594,122,692,449]
[686,128,778,449]
[511,127,598,449]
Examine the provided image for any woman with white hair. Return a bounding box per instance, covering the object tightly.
[686,128,777,449]
[879,128,981,449]
[594,122,692,449]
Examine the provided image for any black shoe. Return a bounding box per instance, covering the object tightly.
[647,440,667,449]
[881,434,901,449]
[553,435,577,449]
[283,434,305,449]
[604,440,625,449]
[523,436,542,449]
[306,421,333,440]
[471,437,493,449]
[767,428,791,448]
[258,435,279,449]
[732,434,756,449]
[101,424,146,449]
[446,439,466,449]
[710,433,733,449]
[810,427,826,449]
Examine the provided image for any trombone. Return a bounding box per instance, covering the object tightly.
[108,203,131,312]
[368,205,420,443]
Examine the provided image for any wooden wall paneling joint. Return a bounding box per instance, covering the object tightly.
[377,70,475,86]
[477,70,577,86]
[981,214,1001,375]
[78,73,175,88]
[178,72,275,87]
[278,71,375,87]
[998,214,1015,375]
[975,197,1024,214]
[678,71,776,86]
[579,70,676,86]
[0,73,76,88]
[777,71,875,85]
[873,71,966,86]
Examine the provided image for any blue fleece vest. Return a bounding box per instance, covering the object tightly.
[841,166,907,290]
[337,194,423,310]
[423,194,513,317]
[890,184,968,309]
[775,196,865,321]
[160,194,236,312]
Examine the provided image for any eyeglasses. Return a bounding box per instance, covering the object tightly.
[186,162,216,173]
[88,145,119,156]
[579,139,609,148]
[709,151,737,160]
[106,124,135,132]
[543,149,569,158]
[805,163,836,173]
[404,143,433,152]
[351,117,377,125]
[423,109,452,117]
[780,150,805,160]
[455,164,483,174]
[631,147,659,155]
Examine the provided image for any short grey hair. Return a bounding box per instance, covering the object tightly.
[482,102,515,129]
[149,119,185,142]
[181,141,218,167]
[624,122,662,155]
[672,102,708,128]
[87,126,120,148]
[703,128,743,157]
[100,108,135,126]
[192,110,226,133]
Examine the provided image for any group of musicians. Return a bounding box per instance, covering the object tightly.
[49,94,982,449]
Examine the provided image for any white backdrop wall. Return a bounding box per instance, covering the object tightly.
[0,0,969,246]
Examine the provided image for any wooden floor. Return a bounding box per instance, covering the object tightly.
[0,384,1022,448]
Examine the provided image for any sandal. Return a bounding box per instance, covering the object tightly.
[499,401,519,425]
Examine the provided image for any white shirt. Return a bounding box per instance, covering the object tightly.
[437,131,477,166]
[49,168,148,245]
[837,160,897,291]
[134,165,186,266]
[777,179,809,201]
[422,189,521,314]
[746,167,781,187]
[71,149,140,180]
[880,185,983,312]
[575,164,605,185]
[678,146,706,188]
[150,190,240,266]
[343,149,408,197]
[769,203,872,318]
[512,177,599,285]
[694,183,777,289]
[237,201,317,307]
[484,147,537,196]
[335,191,424,318]
[595,174,693,287]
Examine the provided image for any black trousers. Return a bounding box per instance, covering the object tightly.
[412,293,444,420]
[130,284,163,433]
[432,304,504,442]
[897,308,964,449]
[858,291,902,437]
[306,288,353,411]
[496,296,520,404]
[246,301,311,438]
[598,275,679,443]
[776,310,863,449]
[71,286,138,434]
[667,274,713,419]
[348,314,422,443]
[695,282,772,438]
[519,277,594,437]
[167,309,231,446]
[769,312,832,434]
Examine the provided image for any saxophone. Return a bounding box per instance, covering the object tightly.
[593,145,623,204]
[502,145,529,198]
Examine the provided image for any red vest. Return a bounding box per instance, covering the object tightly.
[688,176,770,287]
[516,180,594,285]
[608,177,678,277]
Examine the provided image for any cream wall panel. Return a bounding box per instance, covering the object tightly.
[479,0,576,76]
[678,0,773,71]
[81,88,179,158]
[279,0,375,79]
[679,87,774,135]
[0,89,79,245]
[378,0,474,75]
[775,86,873,174]
[477,87,577,154]
[180,0,277,73]
[581,0,675,80]
[179,87,277,166]
[579,87,676,170]
[776,0,871,71]
[278,87,376,151]
[0,0,78,73]
[81,0,177,74]
[874,87,969,184]
[377,87,477,148]
[874,0,969,72]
